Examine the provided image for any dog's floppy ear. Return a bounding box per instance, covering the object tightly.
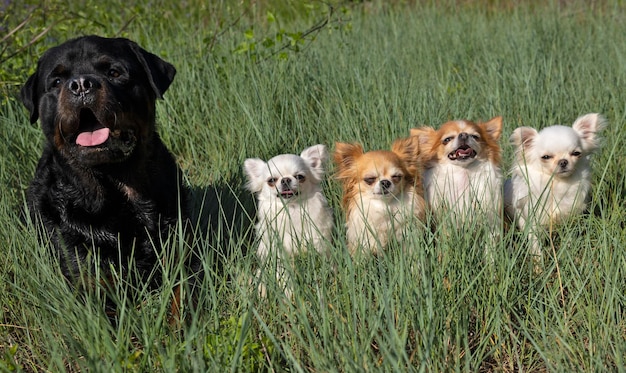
[572,113,606,152]
[129,41,176,99]
[243,158,268,193]
[333,142,363,178]
[301,144,328,182]
[480,116,503,141]
[20,71,40,124]
[510,127,537,150]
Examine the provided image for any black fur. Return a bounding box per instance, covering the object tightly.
[21,35,188,285]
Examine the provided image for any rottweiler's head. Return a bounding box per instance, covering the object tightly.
[21,35,176,166]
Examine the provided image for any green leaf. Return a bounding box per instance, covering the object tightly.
[261,37,275,48]
[266,11,276,23]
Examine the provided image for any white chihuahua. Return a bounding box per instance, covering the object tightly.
[504,113,605,262]
[244,144,333,296]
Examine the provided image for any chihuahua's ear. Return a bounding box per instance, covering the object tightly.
[333,142,363,175]
[301,144,328,181]
[243,158,268,193]
[409,126,436,148]
[481,116,503,141]
[392,135,421,174]
[410,126,437,165]
[510,127,537,149]
[391,136,421,162]
[572,113,606,152]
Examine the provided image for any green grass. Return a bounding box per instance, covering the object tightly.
[2,0,626,371]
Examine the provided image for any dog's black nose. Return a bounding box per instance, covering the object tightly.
[68,77,98,96]
[280,178,291,187]
[458,132,469,142]
[558,159,568,168]
[380,179,392,190]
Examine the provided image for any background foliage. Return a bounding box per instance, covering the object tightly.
[1,0,625,371]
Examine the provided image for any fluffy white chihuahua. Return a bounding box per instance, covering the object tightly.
[504,113,605,262]
[244,144,333,296]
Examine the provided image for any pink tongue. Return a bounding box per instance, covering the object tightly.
[457,148,473,156]
[76,127,110,147]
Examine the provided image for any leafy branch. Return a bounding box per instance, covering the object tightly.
[232,1,353,62]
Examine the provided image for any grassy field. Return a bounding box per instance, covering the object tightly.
[1,0,626,371]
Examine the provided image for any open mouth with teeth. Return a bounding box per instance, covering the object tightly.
[448,145,477,161]
[278,189,298,199]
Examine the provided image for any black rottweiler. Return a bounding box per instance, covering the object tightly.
[21,35,189,296]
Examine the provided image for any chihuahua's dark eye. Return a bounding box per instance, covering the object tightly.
[442,137,453,145]
[391,174,403,183]
[541,155,553,160]
[571,151,582,157]
[267,177,277,187]
[364,177,376,185]
[471,134,480,140]
[295,174,305,182]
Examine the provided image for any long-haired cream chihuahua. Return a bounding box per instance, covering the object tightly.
[504,113,605,263]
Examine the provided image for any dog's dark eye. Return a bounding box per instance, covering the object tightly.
[108,69,121,79]
[51,78,62,88]
[471,135,480,140]
[267,178,277,187]
[442,137,453,145]
[295,174,305,182]
[364,177,376,185]
[391,174,403,183]
[541,155,553,160]
[571,151,582,157]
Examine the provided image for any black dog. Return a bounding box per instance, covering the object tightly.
[21,35,189,294]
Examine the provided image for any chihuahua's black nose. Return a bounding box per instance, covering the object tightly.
[280,178,291,187]
[458,132,469,142]
[558,159,568,168]
[380,179,392,190]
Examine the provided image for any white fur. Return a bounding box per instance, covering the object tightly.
[424,161,502,223]
[244,144,333,296]
[504,113,605,260]
[346,188,422,253]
